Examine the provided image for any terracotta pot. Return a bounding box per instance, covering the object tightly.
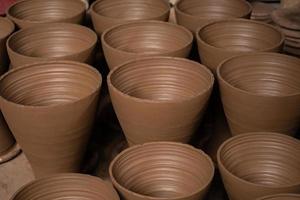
[0,17,14,74]
[7,23,97,68]
[217,53,300,136]
[0,61,102,177]
[196,19,284,73]
[108,57,214,145]
[101,20,193,70]
[90,0,170,35]
[256,194,300,200]
[110,142,215,200]
[174,0,252,33]
[11,173,120,200]
[217,132,300,200]
[7,0,86,29]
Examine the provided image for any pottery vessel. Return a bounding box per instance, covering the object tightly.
[110,142,215,200]
[7,0,86,29]
[11,173,120,200]
[217,53,300,136]
[174,0,252,33]
[108,57,214,145]
[218,132,300,200]
[90,0,170,35]
[7,23,97,68]
[196,19,284,73]
[0,61,102,177]
[256,194,300,200]
[102,20,193,69]
[0,17,14,74]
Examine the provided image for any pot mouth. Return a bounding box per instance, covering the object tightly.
[256,193,300,200]
[0,17,14,39]
[0,61,102,108]
[175,0,252,19]
[196,19,284,53]
[7,0,86,24]
[11,173,120,200]
[217,52,300,97]
[91,0,170,21]
[107,56,214,103]
[7,23,97,59]
[102,20,193,55]
[217,132,300,189]
[109,142,214,200]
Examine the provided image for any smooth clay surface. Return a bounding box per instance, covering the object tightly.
[110,142,215,200]
[108,57,214,145]
[256,194,300,200]
[0,17,14,74]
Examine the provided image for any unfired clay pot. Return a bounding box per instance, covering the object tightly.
[109,142,215,200]
[174,0,252,33]
[256,194,300,200]
[90,0,170,35]
[0,61,102,177]
[217,132,300,200]
[101,20,193,69]
[196,19,284,73]
[7,0,86,29]
[11,173,120,200]
[0,17,14,74]
[217,53,300,136]
[7,23,97,68]
[108,57,214,145]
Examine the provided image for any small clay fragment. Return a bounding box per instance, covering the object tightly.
[0,17,14,74]
[256,194,300,200]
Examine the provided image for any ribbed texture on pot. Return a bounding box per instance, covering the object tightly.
[217,53,300,136]
[0,61,102,177]
[108,57,214,145]
[90,0,170,35]
[11,173,120,200]
[102,20,193,69]
[217,132,300,200]
[0,17,14,74]
[7,23,97,68]
[110,142,214,200]
[7,0,86,29]
[196,19,284,73]
[256,194,300,200]
[174,0,252,33]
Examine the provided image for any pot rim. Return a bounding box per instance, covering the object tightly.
[0,17,15,40]
[255,193,300,200]
[109,141,215,200]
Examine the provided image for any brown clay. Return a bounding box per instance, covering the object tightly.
[217,53,300,136]
[0,17,14,74]
[109,142,215,200]
[217,132,300,200]
[11,173,120,200]
[256,194,300,200]
[251,2,275,23]
[90,0,170,35]
[7,0,86,29]
[196,19,284,73]
[101,20,193,70]
[271,6,300,30]
[107,57,214,145]
[0,61,102,177]
[174,0,252,33]
[0,112,16,161]
[7,23,97,68]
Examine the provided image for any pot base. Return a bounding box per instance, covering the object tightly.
[0,143,21,164]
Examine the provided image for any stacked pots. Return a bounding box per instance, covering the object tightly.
[250,1,275,24]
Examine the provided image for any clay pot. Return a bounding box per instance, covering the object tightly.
[196,19,284,73]
[174,0,252,33]
[256,194,300,200]
[101,20,193,70]
[0,17,14,74]
[217,132,300,200]
[90,0,170,35]
[108,57,214,145]
[110,142,215,200]
[11,173,120,200]
[7,0,86,29]
[217,53,300,136]
[0,61,102,177]
[7,23,97,68]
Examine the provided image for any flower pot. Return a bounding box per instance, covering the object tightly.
[7,23,97,68]
[101,20,193,70]
[108,57,214,145]
[0,17,14,74]
[7,0,86,29]
[217,53,300,136]
[196,19,284,73]
[90,0,170,35]
[218,132,300,200]
[110,142,215,200]
[0,61,102,177]
[256,194,300,200]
